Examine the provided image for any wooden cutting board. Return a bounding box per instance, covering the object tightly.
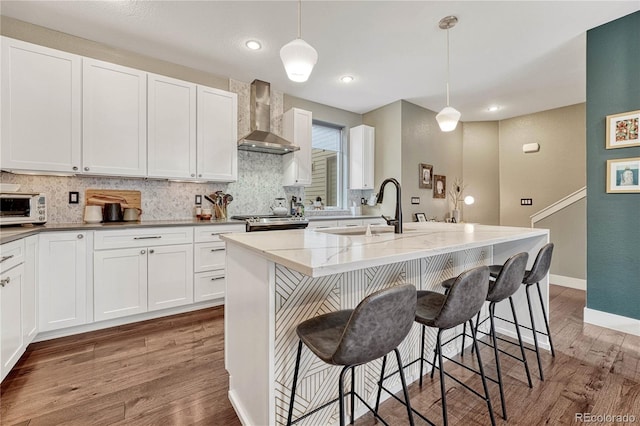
[85,189,142,211]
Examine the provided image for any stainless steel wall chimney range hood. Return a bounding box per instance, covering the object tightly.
[237,80,300,155]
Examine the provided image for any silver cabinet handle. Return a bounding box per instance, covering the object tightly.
[149,249,155,254]
[191,174,195,177]
[0,255,14,263]
[0,277,10,287]
[210,248,225,252]
[211,232,230,236]
[140,250,146,255]
[77,234,84,239]
[198,174,202,177]
[84,167,90,171]
[211,276,224,281]
[72,166,78,171]
[133,236,162,240]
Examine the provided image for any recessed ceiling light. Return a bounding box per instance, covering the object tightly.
[340,75,354,83]
[488,105,500,112]
[246,40,262,50]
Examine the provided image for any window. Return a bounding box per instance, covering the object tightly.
[309,122,343,208]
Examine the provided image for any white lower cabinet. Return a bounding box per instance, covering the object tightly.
[94,247,148,321]
[147,244,193,312]
[1,263,24,380]
[38,232,89,332]
[93,229,194,321]
[1,237,38,381]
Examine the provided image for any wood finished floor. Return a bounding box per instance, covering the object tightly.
[2,285,639,425]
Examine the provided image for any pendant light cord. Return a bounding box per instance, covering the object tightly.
[446,26,450,107]
[297,0,301,39]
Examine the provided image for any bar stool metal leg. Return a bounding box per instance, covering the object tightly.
[338,366,350,426]
[526,285,544,380]
[374,354,388,413]
[350,366,356,424]
[436,330,448,426]
[286,340,303,426]
[509,296,533,388]
[470,319,497,426]
[489,302,507,420]
[394,348,416,426]
[536,281,555,357]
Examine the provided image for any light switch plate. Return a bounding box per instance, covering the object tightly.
[195,195,202,205]
[411,197,420,205]
[69,191,79,204]
[521,198,533,206]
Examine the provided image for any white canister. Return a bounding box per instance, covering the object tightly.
[84,205,102,223]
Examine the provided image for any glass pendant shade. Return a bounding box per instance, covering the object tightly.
[280,38,318,82]
[436,106,461,132]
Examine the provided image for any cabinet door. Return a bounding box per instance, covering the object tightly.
[22,236,38,344]
[38,232,88,331]
[94,247,147,321]
[196,86,238,181]
[1,264,24,381]
[349,125,375,189]
[83,58,147,176]
[148,74,197,179]
[283,108,312,186]
[1,37,81,173]
[147,244,193,311]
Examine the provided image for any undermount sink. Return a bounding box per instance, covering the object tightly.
[314,224,395,236]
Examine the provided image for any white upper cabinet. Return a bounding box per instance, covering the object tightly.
[197,86,238,182]
[282,108,312,186]
[1,37,82,173]
[82,58,147,177]
[147,74,197,179]
[349,125,375,190]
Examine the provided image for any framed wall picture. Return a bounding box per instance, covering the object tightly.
[415,213,427,222]
[419,163,433,189]
[607,157,640,193]
[606,110,640,149]
[433,175,446,198]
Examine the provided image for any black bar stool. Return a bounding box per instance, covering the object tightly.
[286,284,416,426]
[437,252,532,421]
[488,243,555,380]
[376,266,496,426]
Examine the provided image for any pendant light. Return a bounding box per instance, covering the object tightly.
[436,16,461,132]
[280,0,318,83]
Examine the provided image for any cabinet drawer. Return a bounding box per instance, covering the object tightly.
[94,227,193,250]
[0,239,25,273]
[362,217,386,226]
[306,220,338,229]
[337,219,363,227]
[194,224,244,243]
[194,242,226,273]
[194,270,225,302]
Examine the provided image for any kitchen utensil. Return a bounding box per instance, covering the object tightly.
[103,202,123,222]
[123,207,141,222]
[84,205,102,223]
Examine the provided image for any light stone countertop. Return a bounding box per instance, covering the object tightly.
[0,219,245,244]
[221,222,549,278]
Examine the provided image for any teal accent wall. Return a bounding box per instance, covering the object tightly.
[586,11,640,320]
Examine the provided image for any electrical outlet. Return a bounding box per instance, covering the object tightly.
[195,195,202,205]
[411,197,420,205]
[69,191,79,204]
[520,198,533,206]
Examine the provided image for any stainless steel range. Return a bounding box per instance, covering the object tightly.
[231,215,309,232]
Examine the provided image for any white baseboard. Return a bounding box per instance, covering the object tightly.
[583,308,640,337]
[550,274,586,291]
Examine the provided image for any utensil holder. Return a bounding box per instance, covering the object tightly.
[214,204,227,220]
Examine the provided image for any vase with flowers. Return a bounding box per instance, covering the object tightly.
[448,177,467,223]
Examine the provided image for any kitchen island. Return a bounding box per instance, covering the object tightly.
[221,222,549,425]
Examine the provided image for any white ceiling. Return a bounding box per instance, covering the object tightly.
[2,1,638,121]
